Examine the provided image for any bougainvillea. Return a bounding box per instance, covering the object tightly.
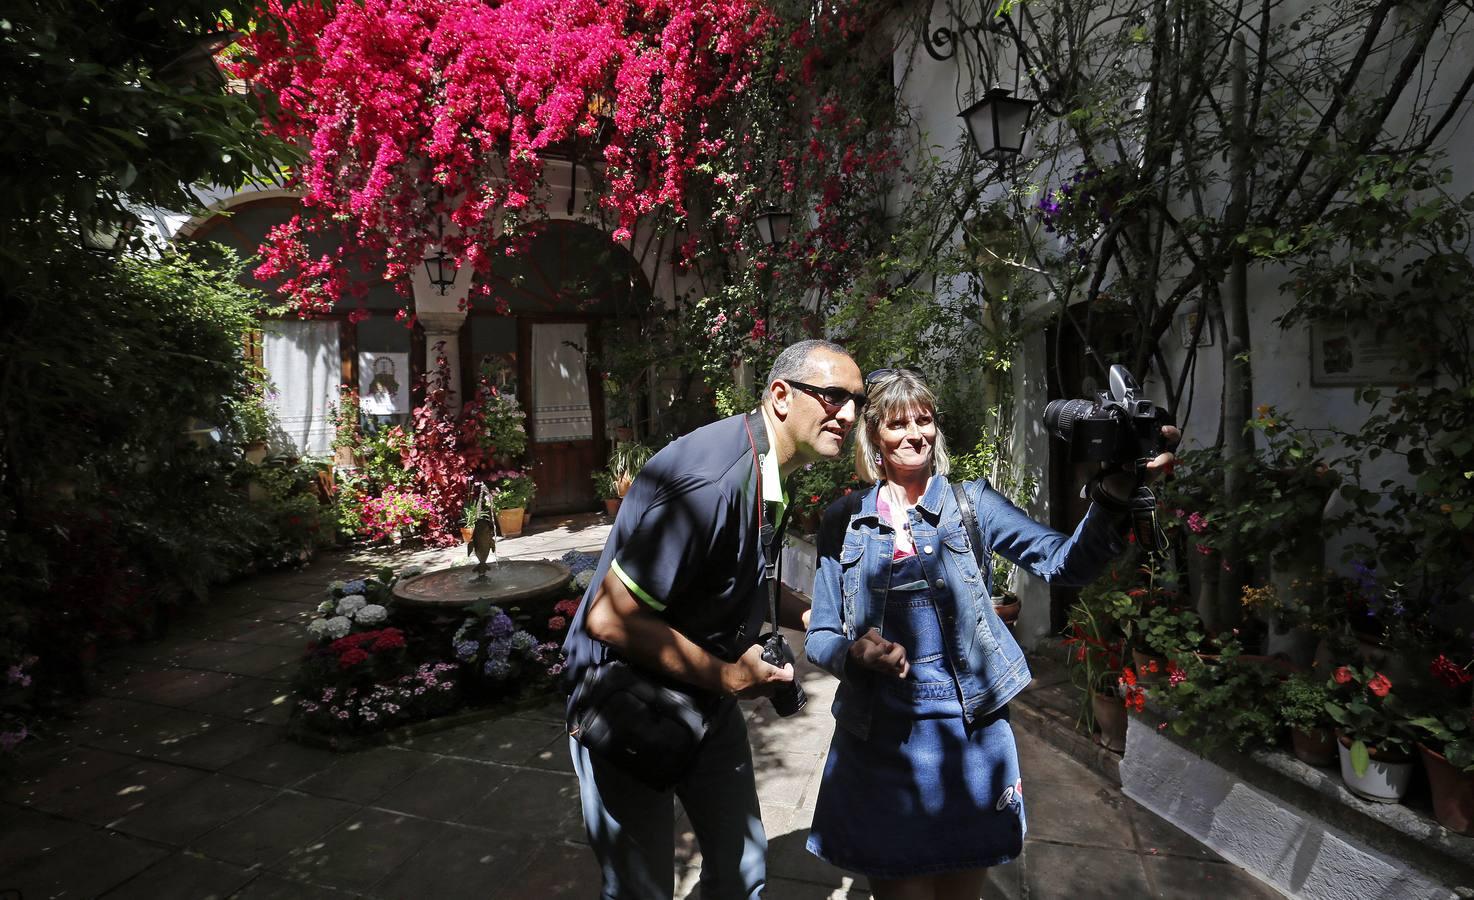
[237,0,775,316]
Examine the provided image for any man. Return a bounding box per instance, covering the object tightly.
[562,339,866,900]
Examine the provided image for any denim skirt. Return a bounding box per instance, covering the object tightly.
[806,555,1025,878]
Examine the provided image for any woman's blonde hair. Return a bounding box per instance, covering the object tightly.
[854,369,950,483]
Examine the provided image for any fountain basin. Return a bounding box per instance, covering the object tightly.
[391,560,572,611]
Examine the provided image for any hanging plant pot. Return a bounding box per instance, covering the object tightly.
[1336,732,1413,803]
[1290,727,1337,767]
[1091,687,1127,753]
[1418,743,1474,833]
[497,507,525,538]
[460,526,475,544]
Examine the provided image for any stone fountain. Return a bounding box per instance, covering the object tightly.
[391,505,570,611]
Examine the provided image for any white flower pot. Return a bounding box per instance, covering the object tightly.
[1337,736,1413,803]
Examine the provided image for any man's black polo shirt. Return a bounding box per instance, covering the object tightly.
[562,413,787,686]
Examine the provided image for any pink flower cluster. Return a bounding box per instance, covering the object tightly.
[237,0,773,317]
[356,486,436,542]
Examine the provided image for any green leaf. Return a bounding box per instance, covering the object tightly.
[1369,183,1390,201]
[1350,740,1370,777]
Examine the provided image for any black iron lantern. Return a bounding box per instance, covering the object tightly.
[959,87,1037,161]
[422,247,457,296]
[754,209,794,250]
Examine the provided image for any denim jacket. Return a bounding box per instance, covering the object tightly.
[805,475,1126,739]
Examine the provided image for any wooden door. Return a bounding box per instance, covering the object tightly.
[519,318,605,514]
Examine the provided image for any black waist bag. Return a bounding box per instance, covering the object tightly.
[567,659,723,791]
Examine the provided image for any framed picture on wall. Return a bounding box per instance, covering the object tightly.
[1309,322,1415,386]
[359,351,410,415]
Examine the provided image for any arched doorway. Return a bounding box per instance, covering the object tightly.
[464,220,655,514]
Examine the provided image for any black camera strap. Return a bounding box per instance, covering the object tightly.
[743,411,786,631]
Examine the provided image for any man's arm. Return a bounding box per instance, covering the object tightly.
[584,569,793,698]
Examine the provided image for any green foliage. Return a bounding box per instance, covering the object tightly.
[494,473,537,509]
[1157,645,1284,753]
[1276,672,1333,733]
[1407,712,1474,772]
[0,0,294,286]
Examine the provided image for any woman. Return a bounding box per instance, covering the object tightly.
[804,369,1175,900]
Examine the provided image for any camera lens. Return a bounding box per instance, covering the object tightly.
[1043,398,1093,444]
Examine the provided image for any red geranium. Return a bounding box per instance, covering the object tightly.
[1431,654,1471,689]
[1367,673,1392,698]
[339,648,370,669]
[1332,666,1353,685]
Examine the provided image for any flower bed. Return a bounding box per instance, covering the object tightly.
[287,552,596,750]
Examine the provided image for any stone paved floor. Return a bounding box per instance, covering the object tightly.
[1,515,1279,899]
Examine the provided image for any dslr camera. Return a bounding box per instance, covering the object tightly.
[758,631,806,717]
[1043,365,1172,468]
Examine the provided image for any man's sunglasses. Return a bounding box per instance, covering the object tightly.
[786,380,868,413]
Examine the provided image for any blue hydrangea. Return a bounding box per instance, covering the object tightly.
[483,658,513,680]
[341,579,368,596]
[454,640,479,663]
[486,637,512,660]
[486,612,515,639]
[560,550,599,576]
[510,631,537,654]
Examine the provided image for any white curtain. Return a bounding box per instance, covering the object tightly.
[262,320,339,456]
[531,323,593,442]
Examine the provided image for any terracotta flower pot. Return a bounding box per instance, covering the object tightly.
[497,507,525,538]
[460,526,475,544]
[1091,688,1127,753]
[1290,726,1337,767]
[992,596,1021,628]
[603,497,622,517]
[1336,732,1413,803]
[1418,742,1474,833]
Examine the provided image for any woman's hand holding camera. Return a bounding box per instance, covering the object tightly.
[848,628,909,679]
[1097,424,1182,504]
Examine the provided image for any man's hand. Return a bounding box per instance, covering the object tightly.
[847,628,909,679]
[721,643,794,698]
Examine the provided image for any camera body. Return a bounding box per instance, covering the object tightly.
[1044,365,1172,467]
[758,632,806,717]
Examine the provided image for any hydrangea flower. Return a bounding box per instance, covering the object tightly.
[510,631,538,654]
[336,594,368,616]
[317,600,336,615]
[355,604,388,625]
[486,612,515,639]
[341,579,368,596]
[307,619,332,641]
[486,637,513,660]
[399,565,425,579]
[327,580,345,594]
[573,570,594,590]
[483,658,513,680]
[324,616,353,639]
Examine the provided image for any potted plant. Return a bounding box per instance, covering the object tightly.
[592,469,621,517]
[1063,591,1127,752]
[461,492,490,544]
[1406,652,1474,833]
[1324,664,1415,802]
[1150,640,1283,753]
[1277,672,1337,766]
[493,471,536,537]
[607,441,654,498]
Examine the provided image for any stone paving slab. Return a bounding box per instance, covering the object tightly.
[0,514,1275,899]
